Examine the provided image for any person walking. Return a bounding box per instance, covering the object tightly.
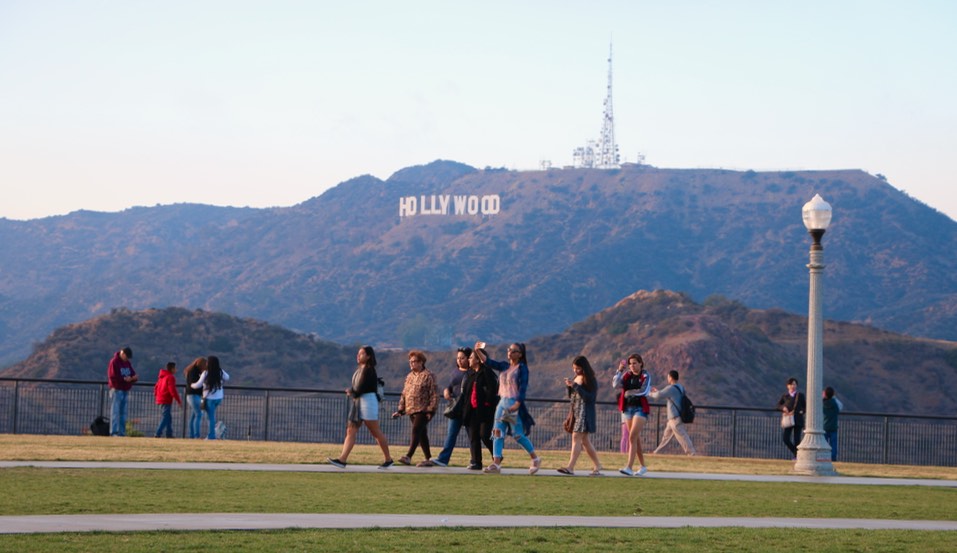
[328,346,394,469]
[613,354,651,476]
[191,355,229,440]
[183,357,206,439]
[432,347,472,467]
[107,346,138,436]
[777,377,806,458]
[649,370,697,456]
[822,386,843,462]
[393,350,439,467]
[153,362,182,438]
[557,355,603,476]
[461,347,498,470]
[474,342,542,475]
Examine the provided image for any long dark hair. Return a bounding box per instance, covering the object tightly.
[360,345,377,369]
[572,355,597,391]
[510,342,527,365]
[205,355,225,391]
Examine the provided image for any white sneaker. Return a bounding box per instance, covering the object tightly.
[529,457,542,475]
[431,459,448,467]
[618,467,634,476]
[636,465,648,476]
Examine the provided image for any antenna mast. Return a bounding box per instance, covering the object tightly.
[572,42,620,169]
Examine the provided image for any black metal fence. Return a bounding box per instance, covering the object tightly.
[2,377,955,467]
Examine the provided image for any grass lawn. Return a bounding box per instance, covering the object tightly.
[1,528,955,553]
[1,434,955,552]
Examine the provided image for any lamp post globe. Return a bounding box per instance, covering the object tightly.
[795,193,837,476]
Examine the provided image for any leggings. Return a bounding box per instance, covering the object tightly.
[405,412,432,459]
[782,425,803,457]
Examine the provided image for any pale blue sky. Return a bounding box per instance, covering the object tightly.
[2,1,956,221]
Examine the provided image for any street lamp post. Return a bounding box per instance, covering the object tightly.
[794,194,837,476]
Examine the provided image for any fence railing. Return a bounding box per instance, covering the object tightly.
[2,377,955,467]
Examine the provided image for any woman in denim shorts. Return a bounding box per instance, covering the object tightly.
[613,354,651,476]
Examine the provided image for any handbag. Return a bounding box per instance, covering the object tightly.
[781,412,795,428]
[562,406,575,433]
[443,397,463,419]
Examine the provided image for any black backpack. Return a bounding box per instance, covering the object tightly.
[90,416,110,436]
[677,385,695,424]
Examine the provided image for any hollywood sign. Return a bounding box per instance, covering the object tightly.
[398,194,501,218]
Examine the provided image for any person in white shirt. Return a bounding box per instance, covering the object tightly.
[191,355,230,440]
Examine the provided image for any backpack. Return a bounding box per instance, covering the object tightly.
[677,385,695,424]
[90,416,110,436]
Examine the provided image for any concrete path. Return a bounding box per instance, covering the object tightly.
[3,513,957,534]
[2,461,956,534]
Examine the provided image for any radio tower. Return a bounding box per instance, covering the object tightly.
[573,43,620,169]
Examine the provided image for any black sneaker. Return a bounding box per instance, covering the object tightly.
[466,464,483,471]
[327,457,346,468]
[378,460,394,469]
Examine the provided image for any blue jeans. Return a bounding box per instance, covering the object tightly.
[109,389,129,436]
[824,431,838,461]
[492,397,535,459]
[187,395,203,438]
[436,416,464,465]
[155,403,173,437]
[205,398,222,439]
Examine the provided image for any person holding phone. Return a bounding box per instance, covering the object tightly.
[613,353,651,476]
[461,347,499,470]
[474,342,541,475]
[557,355,602,475]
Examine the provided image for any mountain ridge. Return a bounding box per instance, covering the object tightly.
[1,161,955,365]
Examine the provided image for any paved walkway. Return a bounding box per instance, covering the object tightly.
[2,461,956,534]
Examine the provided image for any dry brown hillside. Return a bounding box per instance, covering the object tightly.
[4,291,954,416]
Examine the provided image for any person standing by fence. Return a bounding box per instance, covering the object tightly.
[183,357,206,439]
[777,377,806,459]
[107,346,138,437]
[649,370,697,456]
[822,386,843,462]
[153,362,182,438]
[191,355,229,440]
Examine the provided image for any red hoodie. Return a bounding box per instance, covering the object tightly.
[154,369,182,406]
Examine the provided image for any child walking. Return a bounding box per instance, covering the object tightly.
[154,362,182,438]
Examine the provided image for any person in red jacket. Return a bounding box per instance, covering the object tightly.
[107,347,138,436]
[153,362,182,438]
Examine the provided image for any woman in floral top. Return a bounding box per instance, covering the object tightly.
[393,350,438,466]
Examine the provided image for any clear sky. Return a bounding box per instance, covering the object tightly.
[2,1,956,221]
